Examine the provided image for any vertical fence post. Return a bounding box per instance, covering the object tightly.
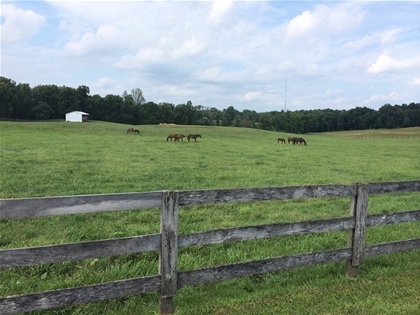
[346,183,369,278]
[159,191,179,315]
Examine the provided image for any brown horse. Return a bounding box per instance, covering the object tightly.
[167,134,177,141]
[288,137,296,144]
[134,129,140,134]
[293,137,307,146]
[277,138,285,143]
[187,134,202,142]
[175,134,185,141]
[167,134,185,142]
[127,127,135,134]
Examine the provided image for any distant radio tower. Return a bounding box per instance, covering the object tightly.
[284,77,287,111]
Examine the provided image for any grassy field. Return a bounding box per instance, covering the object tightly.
[1,121,419,315]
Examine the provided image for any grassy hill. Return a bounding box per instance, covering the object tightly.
[1,121,419,314]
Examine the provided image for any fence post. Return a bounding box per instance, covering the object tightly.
[159,191,179,315]
[346,183,369,278]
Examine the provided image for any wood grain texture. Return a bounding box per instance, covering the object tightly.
[346,193,359,277]
[159,191,178,315]
[178,184,356,206]
[0,275,160,315]
[0,234,160,268]
[366,210,420,226]
[365,238,420,257]
[178,248,352,288]
[351,183,369,266]
[179,217,355,248]
[368,181,420,195]
[0,191,162,219]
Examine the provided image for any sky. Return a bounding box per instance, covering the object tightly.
[1,1,420,113]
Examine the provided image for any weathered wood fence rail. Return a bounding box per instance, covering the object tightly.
[1,181,419,314]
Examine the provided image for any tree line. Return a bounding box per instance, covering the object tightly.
[1,76,419,133]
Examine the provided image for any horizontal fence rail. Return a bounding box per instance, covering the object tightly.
[0,181,419,315]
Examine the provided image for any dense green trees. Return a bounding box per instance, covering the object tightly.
[1,76,419,132]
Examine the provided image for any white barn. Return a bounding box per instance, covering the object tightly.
[66,111,89,122]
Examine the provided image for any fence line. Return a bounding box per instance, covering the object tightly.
[0,118,62,123]
[1,181,419,314]
[321,134,419,139]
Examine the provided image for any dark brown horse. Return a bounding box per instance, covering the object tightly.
[293,137,307,146]
[288,137,296,144]
[187,134,202,142]
[127,127,135,134]
[134,129,140,134]
[277,138,285,143]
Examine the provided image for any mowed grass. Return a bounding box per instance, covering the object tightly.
[0,121,420,315]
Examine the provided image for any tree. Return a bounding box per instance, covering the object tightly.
[58,86,79,118]
[0,77,17,118]
[131,88,146,105]
[158,102,175,124]
[32,84,60,118]
[258,112,273,131]
[15,83,35,119]
[32,101,52,120]
[77,85,90,113]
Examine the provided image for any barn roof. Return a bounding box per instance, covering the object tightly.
[66,111,89,115]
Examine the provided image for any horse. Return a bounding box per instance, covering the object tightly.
[167,134,177,141]
[288,137,296,144]
[277,138,285,143]
[187,134,202,142]
[293,137,307,146]
[127,128,135,134]
[167,134,185,142]
[134,129,140,134]
[174,134,185,142]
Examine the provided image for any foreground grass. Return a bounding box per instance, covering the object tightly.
[0,122,419,314]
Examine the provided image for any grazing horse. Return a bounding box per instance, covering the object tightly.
[134,129,140,134]
[293,137,307,146]
[277,138,286,143]
[167,134,185,142]
[175,134,185,142]
[127,127,135,134]
[187,134,202,142]
[288,137,296,144]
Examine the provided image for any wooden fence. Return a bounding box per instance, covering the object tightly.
[1,181,419,314]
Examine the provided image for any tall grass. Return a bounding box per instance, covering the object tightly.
[1,121,419,314]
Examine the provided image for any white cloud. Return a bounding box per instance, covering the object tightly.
[114,48,166,71]
[363,91,400,104]
[172,38,205,59]
[206,1,234,27]
[244,91,259,101]
[90,77,124,96]
[163,85,197,97]
[0,4,46,46]
[367,55,420,74]
[413,78,420,86]
[63,24,123,57]
[341,29,401,52]
[284,4,363,42]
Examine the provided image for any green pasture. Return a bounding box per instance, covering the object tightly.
[0,121,419,315]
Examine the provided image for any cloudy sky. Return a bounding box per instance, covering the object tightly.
[1,1,419,112]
